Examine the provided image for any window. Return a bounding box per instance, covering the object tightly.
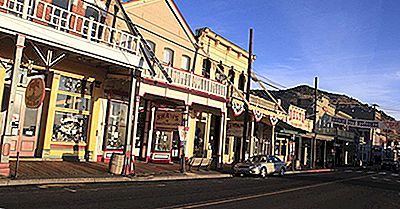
[105,101,128,150]
[181,55,191,71]
[228,67,235,84]
[52,75,92,143]
[238,71,246,91]
[146,40,156,53]
[202,59,211,78]
[216,61,224,82]
[163,48,174,65]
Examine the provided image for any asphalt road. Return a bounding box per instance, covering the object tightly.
[0,169,399,209]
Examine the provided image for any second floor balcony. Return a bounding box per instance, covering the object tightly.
[142,64,227,99]
[0,0,140,67]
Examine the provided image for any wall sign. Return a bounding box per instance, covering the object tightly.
[25,78,45,108]
[155,111,182,129]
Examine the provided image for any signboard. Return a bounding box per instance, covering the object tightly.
[155,111,182,129]
[287,105,306,129]
[227,121,243,137]
[330,116,400,130]
[25,78,45,108]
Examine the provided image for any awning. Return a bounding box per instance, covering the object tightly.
[276,120,307,135]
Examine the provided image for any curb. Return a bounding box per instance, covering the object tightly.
[0,173,232,187]
[286,169,335,175]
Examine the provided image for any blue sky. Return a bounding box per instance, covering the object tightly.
[174,0,400,119]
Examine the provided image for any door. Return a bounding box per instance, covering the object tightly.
[10,88,42,157]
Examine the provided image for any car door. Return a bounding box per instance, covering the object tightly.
[272,156,283,172]
[266,156,275,174]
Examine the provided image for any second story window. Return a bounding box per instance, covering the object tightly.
[146,40,156,53]
[181,55,191,71]
[228,67,235,84]
[163,48,174,66]
[202,58,211,78]
[216,61,224,82]
[238,71,246,91]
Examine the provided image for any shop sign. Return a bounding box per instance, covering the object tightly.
[287,105,306,129]
[227,121,243,137]
[330,116,380,129]
[155,111,182,129]
[25,78,45,108]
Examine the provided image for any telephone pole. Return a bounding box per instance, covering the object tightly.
[241,28,253,161]
[311,77,318,168]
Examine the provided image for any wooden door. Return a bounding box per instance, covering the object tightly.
[10,88,42,157]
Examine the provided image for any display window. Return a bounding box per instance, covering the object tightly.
[52,75,92,143]
[104,100,128,150]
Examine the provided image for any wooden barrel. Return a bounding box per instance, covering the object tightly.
[109,153,124,175]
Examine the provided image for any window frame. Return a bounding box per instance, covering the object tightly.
[163,47,175,66]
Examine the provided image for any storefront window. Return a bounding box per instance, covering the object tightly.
[52,75,92,143]
[154,131,171,152]
[105,101,127,150]
[52,112,88,142]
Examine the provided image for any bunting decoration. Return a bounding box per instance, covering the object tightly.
[253,109,263,122]
[270,116,279,126]
[232,101,244,116]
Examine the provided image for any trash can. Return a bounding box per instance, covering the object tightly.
[109,153,124,175]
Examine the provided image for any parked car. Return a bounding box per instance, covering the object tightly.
[233,155,286,178]
[380,158,399,171]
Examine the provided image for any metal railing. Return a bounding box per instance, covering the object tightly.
[0,0,139,54]
[142,65,227,98]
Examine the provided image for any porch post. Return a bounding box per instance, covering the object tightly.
[122,68,140,176]
[249,117,255,157]
[0,34,25,176]
[271,125,275,155]
[323,140,327,168]
[217,112,226,169]
[298,136,303,167]
[146,106,156,161]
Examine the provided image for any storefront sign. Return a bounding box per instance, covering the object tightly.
[155,111,182,129]
[287,105,306,129]
[330,116,381,129]
[227,121,243,137]
[25,78,45,108]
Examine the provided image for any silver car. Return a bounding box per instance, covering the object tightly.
[233,155,286,178]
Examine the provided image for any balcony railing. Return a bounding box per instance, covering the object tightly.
[0,0,139,54]
[142,65,227,98]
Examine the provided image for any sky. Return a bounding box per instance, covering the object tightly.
[174,0,400,119]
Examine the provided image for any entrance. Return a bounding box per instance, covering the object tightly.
[10,88,42,157]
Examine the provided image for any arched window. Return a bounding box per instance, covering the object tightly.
[146,40,156,53]
[202,59,211,78]
[181,55,191,71]
[238,71,246,91]
[163,48,174,65]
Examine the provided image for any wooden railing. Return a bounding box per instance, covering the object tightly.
[142,65,227,98]
[0,0,139,54]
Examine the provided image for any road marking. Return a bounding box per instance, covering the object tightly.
[383,178,390,181]
[391,174,399,177]
[378,172,387,175]
[63,188,77,193]
[397,180,400,183]
[356,171,363,173]
[371,176,378,180]
[367,171,375,174]
[344,170,353,173]
[160,175,372,209]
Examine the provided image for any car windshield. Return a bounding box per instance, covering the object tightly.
[246,156,266,163]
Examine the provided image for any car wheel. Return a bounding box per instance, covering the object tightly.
[279,167,285,176]
[260,167,267,178]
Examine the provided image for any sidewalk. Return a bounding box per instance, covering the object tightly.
[0,160,231,187]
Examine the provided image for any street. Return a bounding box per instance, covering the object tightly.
[0,169,399,209]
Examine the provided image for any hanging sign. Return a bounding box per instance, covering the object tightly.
[253,109,263,122]
[25,78,45,108]
[232,101,244,116]
[227,121,243,137]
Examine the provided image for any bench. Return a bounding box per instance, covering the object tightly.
[188,157,212,171]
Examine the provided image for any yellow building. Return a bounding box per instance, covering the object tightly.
[0,0,142,175]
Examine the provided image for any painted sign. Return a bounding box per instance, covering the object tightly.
[155,111,182,129]
[287,105,306,129]
[330,116,400,130]
[25,78,45,108]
